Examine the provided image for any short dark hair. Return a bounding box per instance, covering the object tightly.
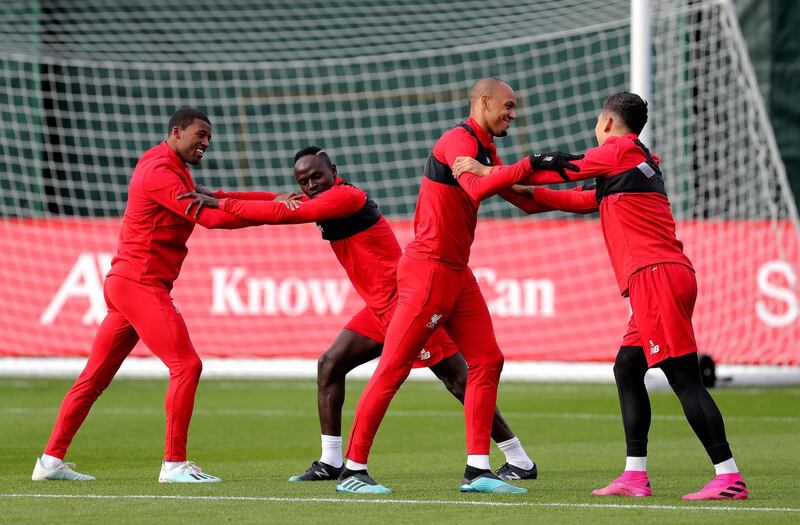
[168,108,211,134]
[294,145,334,169]
[602,92,648,135]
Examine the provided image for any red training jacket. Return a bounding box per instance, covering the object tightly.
[406,117,545,268]
[108,141,252,290]
[218,178,401,314]
[523,133,693,296]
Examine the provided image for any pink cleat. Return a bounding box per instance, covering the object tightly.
[591,471,652,497]
[682,473,748,501]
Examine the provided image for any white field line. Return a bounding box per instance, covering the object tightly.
[2,406,798,424]
[1,493,798,513]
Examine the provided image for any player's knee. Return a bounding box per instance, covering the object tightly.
[614,346,646,381]
[470,348,504,375]
[492,351,505,372]
[182,355,203,380]
[317,351,337,384]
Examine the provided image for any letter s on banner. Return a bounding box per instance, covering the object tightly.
[756,260,798,327]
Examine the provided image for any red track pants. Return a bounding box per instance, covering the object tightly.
[44,275,203,461]
[345,255,504,464]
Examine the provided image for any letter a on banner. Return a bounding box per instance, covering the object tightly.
[40,253,111,325]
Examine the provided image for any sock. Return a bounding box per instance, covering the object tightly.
[625,456,647,472]
[320,435,343,468]
[164,461,184,471]
[40,453,63,469]
[466,454,490,471]
[345,459,367,472]
[496,436,534,470]
[714,458,738,475]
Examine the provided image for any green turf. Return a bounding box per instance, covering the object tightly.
[0,378,798,524]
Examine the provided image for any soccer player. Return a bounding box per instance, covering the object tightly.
[333,78,580,494]
[32,108,256,483]
[179,146,539,483]
[454,92,748,501]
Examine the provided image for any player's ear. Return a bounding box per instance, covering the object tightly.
[603,116,614,133]
[331,164,337,177]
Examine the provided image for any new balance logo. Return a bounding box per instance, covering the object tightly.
[504,472,522,480]
[313,468,328,478]
[649,339,660,355]
[426,313,443,329]
[418,349,431,361]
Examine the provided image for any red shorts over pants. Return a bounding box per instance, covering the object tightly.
[45,274,203,462]
[621,262,699,367]
[345,255,505,464]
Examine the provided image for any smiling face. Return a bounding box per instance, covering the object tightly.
[170,118,212,165]
[293,154,337,198]
[482,83,517,137]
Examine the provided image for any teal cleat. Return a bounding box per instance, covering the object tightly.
[335,472,391,494]
[459,472,527,494]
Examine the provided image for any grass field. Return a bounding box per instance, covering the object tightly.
[1,377,798,524]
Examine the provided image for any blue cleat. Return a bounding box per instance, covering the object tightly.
[459,472,527,494]
[335,471,391,494]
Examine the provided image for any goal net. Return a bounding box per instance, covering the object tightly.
[1,0,798,370]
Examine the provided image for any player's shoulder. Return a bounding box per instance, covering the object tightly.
[605,134,642,153]
[434,123,479,157]
[137,144,176,170]
[331,180,366,195]
[326,180,368,204]
[441,122,478,142]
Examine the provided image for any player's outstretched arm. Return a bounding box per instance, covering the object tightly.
[194,181,285,201]
[143,166,256,229]
[498,184,597,215]
[455,156,535,202]
[498,185,556,214]
[519,145,616,186]
[453,151,583,202]
[188,185,367,225]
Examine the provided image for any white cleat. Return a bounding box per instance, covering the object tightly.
[158,461,221,483]
[32,458,96,481]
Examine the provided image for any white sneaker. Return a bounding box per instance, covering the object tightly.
[158,461,221,483]
[32,458,96,481]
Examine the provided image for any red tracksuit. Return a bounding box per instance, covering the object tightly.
[344,118,553,464]
[217,178,457,366]
[45,142,250,462]
[524,134,697,365]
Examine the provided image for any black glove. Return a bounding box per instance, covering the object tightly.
[528,151,584,180]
